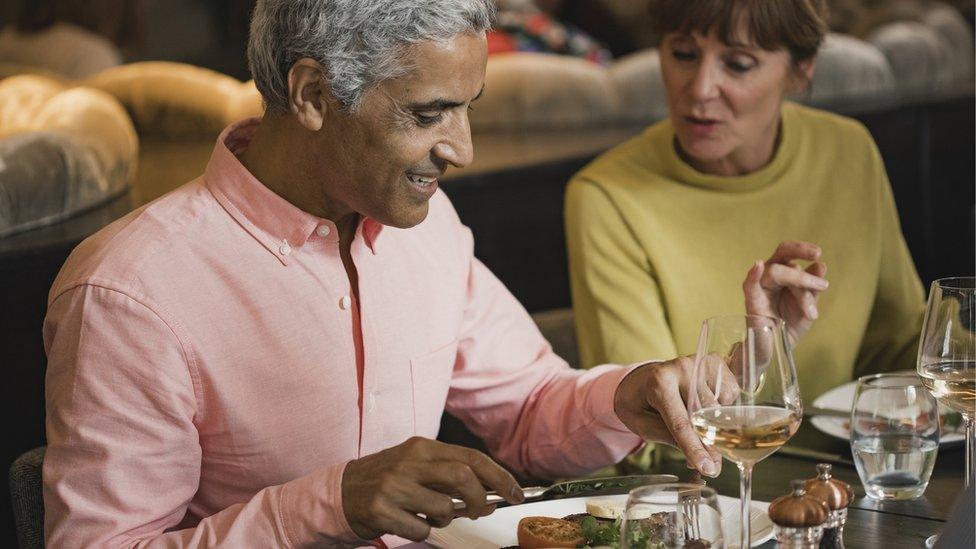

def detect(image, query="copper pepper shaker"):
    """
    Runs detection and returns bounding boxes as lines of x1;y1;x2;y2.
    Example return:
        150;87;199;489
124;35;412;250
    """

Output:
768;479;830;548
803;463;855;549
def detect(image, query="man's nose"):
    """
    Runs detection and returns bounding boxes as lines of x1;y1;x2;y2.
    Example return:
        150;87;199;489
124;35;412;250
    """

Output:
432;112;474;169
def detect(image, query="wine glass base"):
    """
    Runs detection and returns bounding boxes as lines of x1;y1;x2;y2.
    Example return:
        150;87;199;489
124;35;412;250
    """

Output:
924;534;938;548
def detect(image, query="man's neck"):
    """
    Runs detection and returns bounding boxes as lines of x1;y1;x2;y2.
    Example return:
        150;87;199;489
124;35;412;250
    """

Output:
237;115;358;245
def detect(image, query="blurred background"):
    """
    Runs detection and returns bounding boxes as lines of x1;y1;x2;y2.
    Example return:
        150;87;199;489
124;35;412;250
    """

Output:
0;1;973;546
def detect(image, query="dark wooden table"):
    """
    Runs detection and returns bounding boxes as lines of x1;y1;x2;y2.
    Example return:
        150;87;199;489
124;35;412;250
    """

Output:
652;422;969;548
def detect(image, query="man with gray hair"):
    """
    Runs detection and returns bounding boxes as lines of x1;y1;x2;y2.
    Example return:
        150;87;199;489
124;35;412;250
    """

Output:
42;0;815;546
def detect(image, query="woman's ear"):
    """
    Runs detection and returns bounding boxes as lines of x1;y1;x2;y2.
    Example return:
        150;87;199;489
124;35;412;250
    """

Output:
790;56;817;94
287;58;333;131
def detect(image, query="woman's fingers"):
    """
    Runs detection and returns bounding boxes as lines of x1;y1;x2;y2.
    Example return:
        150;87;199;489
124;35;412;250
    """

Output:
768;241;821;264
761;263;829;294
743;261;768;315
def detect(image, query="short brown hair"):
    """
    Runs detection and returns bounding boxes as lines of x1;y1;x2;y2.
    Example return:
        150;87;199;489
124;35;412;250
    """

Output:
649;0;830;64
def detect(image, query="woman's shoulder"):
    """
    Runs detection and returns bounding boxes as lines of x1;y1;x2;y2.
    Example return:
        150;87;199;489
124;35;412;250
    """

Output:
785;102;875;148
572;119;672;191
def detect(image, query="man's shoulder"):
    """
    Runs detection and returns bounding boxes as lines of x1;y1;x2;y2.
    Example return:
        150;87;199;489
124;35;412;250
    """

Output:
50;178;218;303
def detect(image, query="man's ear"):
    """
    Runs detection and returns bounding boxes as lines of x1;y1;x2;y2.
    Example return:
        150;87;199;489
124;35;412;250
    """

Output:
287;58;333;131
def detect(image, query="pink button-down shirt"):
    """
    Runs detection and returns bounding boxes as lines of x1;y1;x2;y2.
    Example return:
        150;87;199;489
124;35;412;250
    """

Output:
43;119;643;548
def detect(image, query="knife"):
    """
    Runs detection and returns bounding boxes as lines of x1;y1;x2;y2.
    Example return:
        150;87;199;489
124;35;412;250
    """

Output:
804;406;852;419
451;474;678;510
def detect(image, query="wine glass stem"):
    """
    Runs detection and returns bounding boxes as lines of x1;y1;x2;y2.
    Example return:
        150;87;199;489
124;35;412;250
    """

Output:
739;462;753;549
966;417;974;488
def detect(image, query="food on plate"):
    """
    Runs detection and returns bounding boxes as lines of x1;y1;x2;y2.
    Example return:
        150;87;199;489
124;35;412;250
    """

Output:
516;516;584;548
510;502;711;549
585;497;654;520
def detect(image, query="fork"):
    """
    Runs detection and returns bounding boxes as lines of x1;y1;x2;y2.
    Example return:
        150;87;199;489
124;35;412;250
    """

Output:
679;474;706;542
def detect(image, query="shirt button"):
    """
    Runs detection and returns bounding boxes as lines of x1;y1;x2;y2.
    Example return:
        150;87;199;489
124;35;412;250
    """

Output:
316;225;331;237
366;393;377;412
278;241;291;256
339;295;351;310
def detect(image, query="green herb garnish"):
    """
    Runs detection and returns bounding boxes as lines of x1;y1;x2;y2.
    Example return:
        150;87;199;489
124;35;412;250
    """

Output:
577;515;665;549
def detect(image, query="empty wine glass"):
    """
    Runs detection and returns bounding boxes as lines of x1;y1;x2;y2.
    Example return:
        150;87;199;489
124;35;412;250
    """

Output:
620;483;725;549
916;277;975;486
688;315;803;549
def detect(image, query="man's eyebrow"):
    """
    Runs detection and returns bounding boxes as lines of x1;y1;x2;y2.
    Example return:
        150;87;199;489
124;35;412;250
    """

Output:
406;85;485;111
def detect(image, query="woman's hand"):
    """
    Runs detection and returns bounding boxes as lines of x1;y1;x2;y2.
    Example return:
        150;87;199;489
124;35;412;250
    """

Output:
743;241;829;346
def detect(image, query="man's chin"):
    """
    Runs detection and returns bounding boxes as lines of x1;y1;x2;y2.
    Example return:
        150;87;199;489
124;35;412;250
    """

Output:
379;203;430;229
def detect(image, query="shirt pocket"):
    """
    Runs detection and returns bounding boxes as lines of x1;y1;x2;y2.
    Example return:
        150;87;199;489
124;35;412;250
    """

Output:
410;339;459;438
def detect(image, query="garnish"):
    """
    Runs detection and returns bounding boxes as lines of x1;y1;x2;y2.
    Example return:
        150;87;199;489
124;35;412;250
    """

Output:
577;515;666;549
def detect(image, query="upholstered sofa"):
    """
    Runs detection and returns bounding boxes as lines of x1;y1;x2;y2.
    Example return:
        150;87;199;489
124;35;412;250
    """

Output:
0;75;136;237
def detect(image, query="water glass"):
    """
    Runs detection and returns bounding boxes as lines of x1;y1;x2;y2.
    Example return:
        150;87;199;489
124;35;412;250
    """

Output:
620;483;725;549
850;373;940;500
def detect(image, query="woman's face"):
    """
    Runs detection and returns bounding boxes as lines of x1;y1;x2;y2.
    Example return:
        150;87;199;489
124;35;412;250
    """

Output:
660;24;811;176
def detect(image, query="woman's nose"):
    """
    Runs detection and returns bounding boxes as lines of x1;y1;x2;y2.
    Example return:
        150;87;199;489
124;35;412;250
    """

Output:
688;59;721;103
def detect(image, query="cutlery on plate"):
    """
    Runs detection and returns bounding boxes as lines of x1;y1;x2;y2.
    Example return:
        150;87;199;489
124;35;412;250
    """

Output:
804;406;852;419
451;474;678;510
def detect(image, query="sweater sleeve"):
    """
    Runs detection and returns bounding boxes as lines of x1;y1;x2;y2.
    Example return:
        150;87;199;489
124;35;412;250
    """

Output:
43;284;366;548
565;179;679;369
852;140;926;378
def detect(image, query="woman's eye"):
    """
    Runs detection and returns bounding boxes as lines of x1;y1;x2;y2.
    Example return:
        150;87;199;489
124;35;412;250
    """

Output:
415;112;443;126
726;57;756;74
671;49;697;61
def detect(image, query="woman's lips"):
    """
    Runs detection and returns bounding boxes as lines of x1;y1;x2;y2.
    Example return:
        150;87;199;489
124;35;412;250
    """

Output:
684;115;721;137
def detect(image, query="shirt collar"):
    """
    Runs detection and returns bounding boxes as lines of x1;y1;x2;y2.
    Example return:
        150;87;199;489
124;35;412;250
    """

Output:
204;118;385;264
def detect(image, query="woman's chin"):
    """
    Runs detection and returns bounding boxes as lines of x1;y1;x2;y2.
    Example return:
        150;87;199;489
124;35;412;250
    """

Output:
677;137;733;169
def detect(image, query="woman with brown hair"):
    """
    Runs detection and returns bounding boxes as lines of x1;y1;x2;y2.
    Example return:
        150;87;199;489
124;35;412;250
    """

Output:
566;0;924;459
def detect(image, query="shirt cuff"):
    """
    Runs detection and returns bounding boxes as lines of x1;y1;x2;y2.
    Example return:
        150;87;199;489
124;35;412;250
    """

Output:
278;460;372;547
588;361;658;435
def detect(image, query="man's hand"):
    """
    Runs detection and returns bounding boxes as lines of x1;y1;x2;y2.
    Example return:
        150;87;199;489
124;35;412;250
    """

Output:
744;241;829;346
614;357;739;477
342;437;525;541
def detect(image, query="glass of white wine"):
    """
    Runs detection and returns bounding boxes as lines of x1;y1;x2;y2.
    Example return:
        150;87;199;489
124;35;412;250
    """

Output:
688;315;802;549
917;277;975;486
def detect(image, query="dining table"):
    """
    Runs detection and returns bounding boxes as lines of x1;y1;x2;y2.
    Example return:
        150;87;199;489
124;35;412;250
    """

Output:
407;420;970;549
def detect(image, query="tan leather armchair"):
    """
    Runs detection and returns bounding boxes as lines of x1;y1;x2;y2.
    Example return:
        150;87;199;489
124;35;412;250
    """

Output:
0;75;137;237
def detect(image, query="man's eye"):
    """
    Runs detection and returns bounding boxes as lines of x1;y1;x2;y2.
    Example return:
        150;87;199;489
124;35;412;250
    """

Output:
671;49;697;61
415;112;443;126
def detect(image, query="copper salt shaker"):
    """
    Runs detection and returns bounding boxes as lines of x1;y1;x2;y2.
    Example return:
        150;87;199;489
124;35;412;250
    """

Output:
769;479;829;548
803;463;855;549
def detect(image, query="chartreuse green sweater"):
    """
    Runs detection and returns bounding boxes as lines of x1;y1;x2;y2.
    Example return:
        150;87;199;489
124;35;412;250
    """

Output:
566;102;925;404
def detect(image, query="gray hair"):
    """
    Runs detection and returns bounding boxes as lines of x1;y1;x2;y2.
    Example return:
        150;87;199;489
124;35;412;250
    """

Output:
247;0;495;114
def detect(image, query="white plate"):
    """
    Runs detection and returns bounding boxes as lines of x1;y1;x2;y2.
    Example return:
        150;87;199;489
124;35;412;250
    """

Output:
810;379;966;445
427;494;772;549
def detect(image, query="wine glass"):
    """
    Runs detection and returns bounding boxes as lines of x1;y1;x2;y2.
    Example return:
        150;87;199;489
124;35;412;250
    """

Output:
917;277;975;486
620;483;725;549
688;315;803;549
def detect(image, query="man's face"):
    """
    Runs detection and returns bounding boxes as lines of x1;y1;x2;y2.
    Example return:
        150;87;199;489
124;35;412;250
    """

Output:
318;32;488;228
